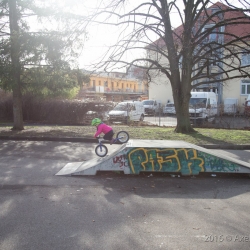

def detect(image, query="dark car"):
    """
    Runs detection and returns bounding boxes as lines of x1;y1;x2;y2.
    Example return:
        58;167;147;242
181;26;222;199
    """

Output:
83;103;114;125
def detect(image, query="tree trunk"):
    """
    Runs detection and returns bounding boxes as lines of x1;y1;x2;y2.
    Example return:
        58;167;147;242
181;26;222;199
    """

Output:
12;84;24;130
173;87;195;133
9;0;24;130
175;108;195;133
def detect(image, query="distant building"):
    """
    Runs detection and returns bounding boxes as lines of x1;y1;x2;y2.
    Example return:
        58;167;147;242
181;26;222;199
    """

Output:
146;2;250;112
79;71;148;102
127;65;147;80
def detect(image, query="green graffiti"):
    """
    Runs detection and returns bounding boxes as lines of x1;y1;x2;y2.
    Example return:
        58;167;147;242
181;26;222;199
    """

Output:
127;148;204;175
198;152;240;172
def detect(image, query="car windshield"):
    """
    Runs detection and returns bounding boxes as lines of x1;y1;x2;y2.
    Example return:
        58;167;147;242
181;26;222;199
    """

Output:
142;100;154;105
113;103;130;111
189;98;207;108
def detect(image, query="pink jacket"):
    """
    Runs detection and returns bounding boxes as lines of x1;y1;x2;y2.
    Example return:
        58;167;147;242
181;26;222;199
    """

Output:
94;123;113;138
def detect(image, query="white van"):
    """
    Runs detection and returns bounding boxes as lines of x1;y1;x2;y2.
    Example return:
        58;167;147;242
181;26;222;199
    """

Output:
142;99;162;115
108;101;145;123
189;92;217;123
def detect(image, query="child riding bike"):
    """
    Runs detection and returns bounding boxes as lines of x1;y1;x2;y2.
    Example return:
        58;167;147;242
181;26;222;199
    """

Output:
91;118;115;144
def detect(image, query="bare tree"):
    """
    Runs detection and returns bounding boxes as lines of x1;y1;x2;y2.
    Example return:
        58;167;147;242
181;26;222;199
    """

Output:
90;0;250;133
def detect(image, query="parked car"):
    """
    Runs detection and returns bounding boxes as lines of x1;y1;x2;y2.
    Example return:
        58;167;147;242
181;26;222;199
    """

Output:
163;102;176;115
83;103;114;125
108;101;145;124
142;99;162;115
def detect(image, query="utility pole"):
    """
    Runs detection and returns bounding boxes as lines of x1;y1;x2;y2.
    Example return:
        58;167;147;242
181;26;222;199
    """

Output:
217;25;225;107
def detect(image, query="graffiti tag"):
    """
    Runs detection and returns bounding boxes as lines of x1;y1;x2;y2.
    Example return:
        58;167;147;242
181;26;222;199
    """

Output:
113;154;128;169
127;148;205;175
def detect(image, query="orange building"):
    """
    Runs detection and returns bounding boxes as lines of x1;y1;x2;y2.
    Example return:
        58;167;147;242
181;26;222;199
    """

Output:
80;72;148;102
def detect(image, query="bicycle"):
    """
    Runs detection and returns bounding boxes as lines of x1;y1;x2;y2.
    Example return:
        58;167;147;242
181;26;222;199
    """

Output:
95;131;129;157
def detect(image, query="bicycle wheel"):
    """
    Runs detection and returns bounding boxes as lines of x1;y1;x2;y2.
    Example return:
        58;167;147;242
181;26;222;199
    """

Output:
95;144;108;157
116;131;129;143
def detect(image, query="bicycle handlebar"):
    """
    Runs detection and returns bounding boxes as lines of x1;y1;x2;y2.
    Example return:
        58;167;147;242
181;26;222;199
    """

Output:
96;137;105;142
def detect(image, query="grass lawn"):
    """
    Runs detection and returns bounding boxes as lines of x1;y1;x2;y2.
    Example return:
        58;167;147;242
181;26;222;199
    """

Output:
0;124;250;145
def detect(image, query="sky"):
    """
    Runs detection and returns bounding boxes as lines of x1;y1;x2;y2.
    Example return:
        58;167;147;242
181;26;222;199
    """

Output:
78;0;184;71
79;20;122;70
76;0;249;71
78;0;145;70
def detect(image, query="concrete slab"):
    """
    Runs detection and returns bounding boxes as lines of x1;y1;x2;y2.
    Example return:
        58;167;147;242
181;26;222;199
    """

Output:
56;140;250;176
55;162;84;176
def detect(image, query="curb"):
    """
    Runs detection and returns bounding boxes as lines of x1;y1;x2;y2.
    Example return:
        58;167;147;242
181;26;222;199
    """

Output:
0;136;250;149
198;144;250;150
0;136;96;143
0;136;123;144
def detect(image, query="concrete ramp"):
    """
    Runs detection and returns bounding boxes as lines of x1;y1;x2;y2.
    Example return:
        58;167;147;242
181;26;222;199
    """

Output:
56;144;128;176
56;140;250;176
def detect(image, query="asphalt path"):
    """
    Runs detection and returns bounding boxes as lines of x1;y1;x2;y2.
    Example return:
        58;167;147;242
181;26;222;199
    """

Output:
0;140;250;250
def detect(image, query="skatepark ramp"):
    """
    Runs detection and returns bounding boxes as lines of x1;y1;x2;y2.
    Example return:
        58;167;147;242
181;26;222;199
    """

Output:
56;140;250;176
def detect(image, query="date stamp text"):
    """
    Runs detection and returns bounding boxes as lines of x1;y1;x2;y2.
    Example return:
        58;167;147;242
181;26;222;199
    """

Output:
205;235;249;242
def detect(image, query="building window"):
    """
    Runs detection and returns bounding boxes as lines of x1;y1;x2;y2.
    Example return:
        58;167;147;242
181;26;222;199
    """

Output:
99;81;101;86
211;8;223;20
209;31;218;41
179;55;183;68
241;79;250;94
117;82;119;87
209;54;218;66
208;27;219;42
202;24;218;42
242;51;250;66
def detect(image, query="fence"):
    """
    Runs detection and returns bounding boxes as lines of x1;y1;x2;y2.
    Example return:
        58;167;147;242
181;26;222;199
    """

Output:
145;103;250;129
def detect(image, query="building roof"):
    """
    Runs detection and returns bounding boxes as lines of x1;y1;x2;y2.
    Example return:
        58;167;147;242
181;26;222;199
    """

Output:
204;2;250;42
147;1;250;49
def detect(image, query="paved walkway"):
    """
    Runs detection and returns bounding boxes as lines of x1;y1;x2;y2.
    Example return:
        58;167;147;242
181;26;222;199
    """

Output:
1;140;250;250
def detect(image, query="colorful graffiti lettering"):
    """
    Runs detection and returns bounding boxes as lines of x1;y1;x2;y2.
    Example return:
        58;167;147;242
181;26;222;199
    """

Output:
127;148;205;175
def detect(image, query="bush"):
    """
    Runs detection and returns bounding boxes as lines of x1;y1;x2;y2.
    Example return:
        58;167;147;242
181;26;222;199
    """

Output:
0;96;13;121
0;96;115;125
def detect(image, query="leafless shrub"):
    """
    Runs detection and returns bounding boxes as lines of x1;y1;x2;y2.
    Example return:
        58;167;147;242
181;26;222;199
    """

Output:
0;97;115;125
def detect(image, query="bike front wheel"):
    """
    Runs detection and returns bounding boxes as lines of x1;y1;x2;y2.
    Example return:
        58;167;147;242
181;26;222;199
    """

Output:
116;131;129;143
95;144;108;157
